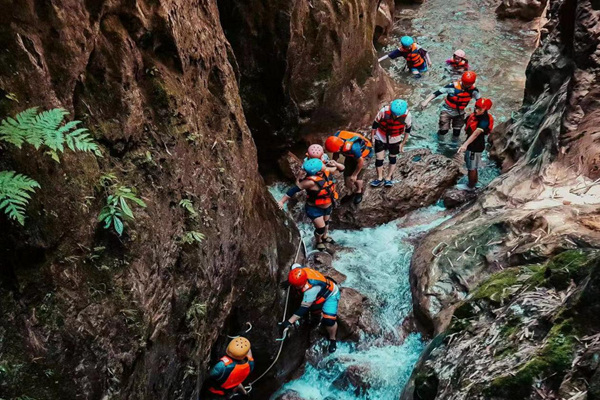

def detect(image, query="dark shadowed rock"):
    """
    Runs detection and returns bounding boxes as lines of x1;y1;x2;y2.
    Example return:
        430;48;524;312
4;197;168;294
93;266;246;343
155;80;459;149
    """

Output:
496;0;548;21
442;188;478;209
278;151;305;180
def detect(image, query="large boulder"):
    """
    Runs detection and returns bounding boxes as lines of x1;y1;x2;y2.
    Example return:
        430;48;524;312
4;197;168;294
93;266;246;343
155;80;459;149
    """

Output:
337;287;379;341
332;364;373;395
496;0;548;21
334;149;461;228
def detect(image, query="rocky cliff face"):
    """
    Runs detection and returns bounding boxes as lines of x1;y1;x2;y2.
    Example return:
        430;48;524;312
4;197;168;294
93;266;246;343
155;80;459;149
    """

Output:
405;0;600;397
0;1;306;398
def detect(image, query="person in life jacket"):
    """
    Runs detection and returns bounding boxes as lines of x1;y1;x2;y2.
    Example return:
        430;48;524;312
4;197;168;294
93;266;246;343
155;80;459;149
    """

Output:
204;337;254;399
457;98;494;190
279;264;341;353
420;71;481;141
379;36;432;78
325;131;373;205
369;99;412;188
278;158;344;251
445;49;470;77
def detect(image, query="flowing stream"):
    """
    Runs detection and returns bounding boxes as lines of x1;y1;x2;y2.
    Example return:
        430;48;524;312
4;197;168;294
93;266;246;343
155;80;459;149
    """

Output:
269;0;537;398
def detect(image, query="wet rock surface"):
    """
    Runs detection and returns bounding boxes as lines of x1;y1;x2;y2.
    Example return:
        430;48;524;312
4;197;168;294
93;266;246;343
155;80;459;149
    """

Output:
496;0;548;21
441;188;478;209
332;364;373;395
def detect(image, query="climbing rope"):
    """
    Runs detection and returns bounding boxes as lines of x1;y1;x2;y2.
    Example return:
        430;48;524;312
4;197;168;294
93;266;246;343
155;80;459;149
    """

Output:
244;235;307;393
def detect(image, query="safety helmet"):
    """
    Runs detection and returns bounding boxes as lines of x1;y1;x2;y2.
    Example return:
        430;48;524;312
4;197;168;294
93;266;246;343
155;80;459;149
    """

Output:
400;36;414;48
475;98;493;110
390;99;408;116
288;268;308;287
307;144;324;159
454;49;466;59
291;263;302;270
302;158;323;176
226;337;251;360
325;136;344;153
461;71;477;86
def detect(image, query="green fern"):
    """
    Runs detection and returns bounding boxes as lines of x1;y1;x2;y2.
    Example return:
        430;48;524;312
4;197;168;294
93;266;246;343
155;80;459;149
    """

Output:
0;171;40;225
179;199;198;217
180;231;205;245
98;186;147;236
0;107;102;158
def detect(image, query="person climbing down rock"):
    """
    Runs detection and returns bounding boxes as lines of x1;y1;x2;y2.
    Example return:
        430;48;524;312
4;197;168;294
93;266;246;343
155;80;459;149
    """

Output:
445;49;470;78
325;131;373;205
370;99;412;188
305;144;329;163
278;158;344;251
378;36;431;78
457;98;494;190
279;264;341;353
204;337;254;399
420;70;480;142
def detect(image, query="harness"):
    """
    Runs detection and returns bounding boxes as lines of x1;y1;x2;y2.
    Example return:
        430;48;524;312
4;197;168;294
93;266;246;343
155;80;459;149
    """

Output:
304;170;338;207
401;44;425;68
335;130;372;158
208;356;253;395
445;82;477;110
301;268;336;305
378;110;408;143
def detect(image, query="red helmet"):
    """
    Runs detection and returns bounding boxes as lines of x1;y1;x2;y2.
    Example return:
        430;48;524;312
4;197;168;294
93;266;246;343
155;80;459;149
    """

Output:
325;136;344;153
307;144;324;159
461;71;477;87
475;98;493;111
288;268;307;287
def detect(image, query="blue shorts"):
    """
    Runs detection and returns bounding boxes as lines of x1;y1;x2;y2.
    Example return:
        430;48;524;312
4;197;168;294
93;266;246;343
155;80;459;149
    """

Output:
410;64;428;74
310;287;340;319
305;204;332;220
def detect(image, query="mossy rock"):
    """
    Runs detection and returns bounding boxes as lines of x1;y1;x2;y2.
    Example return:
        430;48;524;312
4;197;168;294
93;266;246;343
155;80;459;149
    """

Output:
544;250;594;290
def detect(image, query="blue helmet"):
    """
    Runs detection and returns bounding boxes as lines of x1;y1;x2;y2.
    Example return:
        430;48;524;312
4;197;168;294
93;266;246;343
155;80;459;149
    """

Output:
390;99;408;116
400;36;414;48
303;158;324;176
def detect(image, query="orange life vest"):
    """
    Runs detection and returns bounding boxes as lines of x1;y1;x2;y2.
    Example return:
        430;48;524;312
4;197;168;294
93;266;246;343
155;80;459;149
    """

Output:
445;81;478;110
466;113;495;134
401;44;425;68
304;170;338;207
301;268;336;304
208;356;253;394
335;130;372;158
447;59;468;69
378;109;408;140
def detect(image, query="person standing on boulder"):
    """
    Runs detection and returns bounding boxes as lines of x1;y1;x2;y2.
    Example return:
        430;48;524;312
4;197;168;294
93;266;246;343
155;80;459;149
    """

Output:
324;131;373;205
370;99;412;188
378;36;431;78
278;158;344;251
457;98;494;190
204;337;254;398
279;263;341;353
421;71;480;142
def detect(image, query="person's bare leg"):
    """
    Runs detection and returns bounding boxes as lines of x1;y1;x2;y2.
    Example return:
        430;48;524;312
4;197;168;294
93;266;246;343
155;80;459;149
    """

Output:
356;178;364;194
323;215;330;238
326;322;337;340
468;170;478;188
376;151;385;180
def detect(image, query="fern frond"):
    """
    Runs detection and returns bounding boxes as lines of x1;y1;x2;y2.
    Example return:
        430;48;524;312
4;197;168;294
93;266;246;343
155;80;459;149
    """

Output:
30;108;67;150
66;128;100;154
0;170;40;225
0;108;38;148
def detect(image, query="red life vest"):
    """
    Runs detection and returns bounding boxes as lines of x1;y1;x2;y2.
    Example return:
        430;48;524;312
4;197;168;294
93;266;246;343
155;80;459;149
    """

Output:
466;113;495;134
335;130;372;158
401;44;425;68
378;109;408;140
445;82;477;110
304;170;338;207
447;59;468;69
208;356;253;395
301;268;336;305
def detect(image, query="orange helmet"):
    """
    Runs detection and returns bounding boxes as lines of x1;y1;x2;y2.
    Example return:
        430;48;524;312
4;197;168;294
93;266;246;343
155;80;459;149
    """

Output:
325;136;344;153
288;268;308;287
226;337;251;360
461;71;477;87
475;98;493;110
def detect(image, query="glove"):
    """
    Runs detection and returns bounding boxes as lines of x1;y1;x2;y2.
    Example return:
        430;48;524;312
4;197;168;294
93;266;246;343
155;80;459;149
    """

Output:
278;320;292;336
279;281;290;290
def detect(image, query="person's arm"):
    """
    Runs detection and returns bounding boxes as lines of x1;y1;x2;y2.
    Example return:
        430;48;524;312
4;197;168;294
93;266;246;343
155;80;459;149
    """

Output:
332;152;340;161
400;113;412;152
420;90;442;109
278;180;311;208
388;48;403;60
327;159;345;172
458;128;483;152
209;361;226;381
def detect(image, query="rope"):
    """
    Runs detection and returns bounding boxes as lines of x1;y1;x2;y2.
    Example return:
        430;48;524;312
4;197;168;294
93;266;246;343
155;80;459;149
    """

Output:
245;235;306;391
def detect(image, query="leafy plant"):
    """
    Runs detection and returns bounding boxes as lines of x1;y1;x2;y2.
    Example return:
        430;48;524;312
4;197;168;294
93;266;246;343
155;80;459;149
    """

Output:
180;231;205;245
98;186;147;236
179;199;197;217
0;108;101;225
186;301;207;330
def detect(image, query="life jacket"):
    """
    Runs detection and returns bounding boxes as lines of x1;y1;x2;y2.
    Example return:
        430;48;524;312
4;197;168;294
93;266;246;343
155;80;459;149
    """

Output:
445;81;478;110
335;130;372;158
401;44;425;68
304;170;338;207
208;356;253;395
466;112;495;135
300;268;336;305
377;109;408;140
447;58;468;69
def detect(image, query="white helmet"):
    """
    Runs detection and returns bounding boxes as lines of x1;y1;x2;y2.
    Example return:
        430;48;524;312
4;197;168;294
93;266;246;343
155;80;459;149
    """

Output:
291;263;302;270
454;49;466;58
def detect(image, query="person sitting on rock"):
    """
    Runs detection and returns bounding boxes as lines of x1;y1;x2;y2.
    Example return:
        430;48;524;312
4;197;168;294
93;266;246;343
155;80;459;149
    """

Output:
370;99;412;188
305;143;329;163
279;263;340;353
446;49;470;77
204;337;254;399
457;98;494;190
325;131;373;205
420;71;480;142
278;158;344;251
379;36;431;78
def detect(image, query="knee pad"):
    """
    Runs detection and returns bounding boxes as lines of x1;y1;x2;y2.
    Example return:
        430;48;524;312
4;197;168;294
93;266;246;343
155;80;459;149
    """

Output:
322;316;336;327
315;226;326;236
438;130;449;136
389;156;397;165
375;159;384;168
